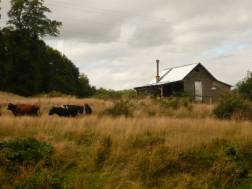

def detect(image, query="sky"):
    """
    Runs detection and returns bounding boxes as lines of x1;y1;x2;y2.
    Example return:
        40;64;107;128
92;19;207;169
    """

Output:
1;0;252;90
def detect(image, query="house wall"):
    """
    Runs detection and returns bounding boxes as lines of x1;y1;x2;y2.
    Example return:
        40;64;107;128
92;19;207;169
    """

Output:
135;86;160;97
183;65;230;102
162;82;184;96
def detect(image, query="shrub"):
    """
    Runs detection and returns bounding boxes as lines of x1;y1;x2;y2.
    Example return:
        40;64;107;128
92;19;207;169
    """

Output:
103;100;133;117
17;171;64;189
37;91;69;98
158;97;192;110
207;144;252;189
237;72;252;101
0;138;53;172
132;146;176;187
94;89;137;100
213;93;251;120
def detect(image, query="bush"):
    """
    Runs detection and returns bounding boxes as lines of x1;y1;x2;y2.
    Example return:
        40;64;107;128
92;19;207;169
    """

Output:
237;72;252;101
94;89;137;100
213;93;252;120
103;100;133;117
37;91;69;97
158;97;192;110
17;171;64;189
0;138;53;172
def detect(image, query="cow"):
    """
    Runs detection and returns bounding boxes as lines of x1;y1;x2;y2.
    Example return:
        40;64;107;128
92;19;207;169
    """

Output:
84;104;92;115
63;105;84;114
7;103;40;116
63;104;92;115
48;107;78;117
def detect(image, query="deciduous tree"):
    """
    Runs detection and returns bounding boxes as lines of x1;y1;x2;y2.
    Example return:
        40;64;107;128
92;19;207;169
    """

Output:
8;0;62;38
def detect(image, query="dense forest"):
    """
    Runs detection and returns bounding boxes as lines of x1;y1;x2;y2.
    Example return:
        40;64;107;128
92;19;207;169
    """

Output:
0;0;95;97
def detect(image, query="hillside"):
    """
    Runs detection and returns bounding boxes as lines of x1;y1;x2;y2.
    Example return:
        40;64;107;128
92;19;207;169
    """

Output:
0;92;252;189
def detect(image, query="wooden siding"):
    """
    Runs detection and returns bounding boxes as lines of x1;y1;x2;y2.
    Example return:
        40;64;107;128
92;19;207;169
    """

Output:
183;64;230;102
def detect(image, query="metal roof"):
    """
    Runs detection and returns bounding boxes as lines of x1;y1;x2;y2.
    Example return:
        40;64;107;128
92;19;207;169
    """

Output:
148;63;199;85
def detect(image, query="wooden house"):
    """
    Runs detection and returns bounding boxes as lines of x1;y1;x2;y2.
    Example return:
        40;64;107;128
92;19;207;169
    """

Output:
134;61;231;102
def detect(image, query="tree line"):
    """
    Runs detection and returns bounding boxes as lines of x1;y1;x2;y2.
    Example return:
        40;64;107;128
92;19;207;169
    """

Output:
0;0;95;97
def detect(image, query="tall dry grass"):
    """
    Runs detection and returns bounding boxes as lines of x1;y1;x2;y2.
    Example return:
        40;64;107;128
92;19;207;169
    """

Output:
0;91;250;152
0;115;251;151
0;92;252;188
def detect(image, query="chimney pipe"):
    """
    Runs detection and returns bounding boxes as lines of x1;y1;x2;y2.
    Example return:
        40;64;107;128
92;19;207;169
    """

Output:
156;59;160;83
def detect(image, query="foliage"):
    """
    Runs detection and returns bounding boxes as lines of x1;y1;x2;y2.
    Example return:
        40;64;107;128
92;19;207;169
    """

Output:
237;72;252;100
94;88;137;99
0;30;94;97
37;91;70;98
0;138;53;172
17;171;64;189
7;0;62;38
103;99;133;117
158;97;192;110
213;92;252;120
0;0;94;97
131;141;252;188
77;74;96;98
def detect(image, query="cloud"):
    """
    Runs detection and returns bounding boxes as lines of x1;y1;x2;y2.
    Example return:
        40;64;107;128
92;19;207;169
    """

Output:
1;0;252;89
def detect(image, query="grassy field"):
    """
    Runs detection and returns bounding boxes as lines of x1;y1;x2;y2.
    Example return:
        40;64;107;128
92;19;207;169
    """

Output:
0;92;252;189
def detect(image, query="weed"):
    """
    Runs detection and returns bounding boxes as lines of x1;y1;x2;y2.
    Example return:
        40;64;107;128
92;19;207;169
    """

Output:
17;171;64;189
103;100;133;117
0;138;53;172
213;93;252;120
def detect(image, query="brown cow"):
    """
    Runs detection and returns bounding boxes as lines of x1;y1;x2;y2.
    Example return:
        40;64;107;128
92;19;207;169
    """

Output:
7;103;40;116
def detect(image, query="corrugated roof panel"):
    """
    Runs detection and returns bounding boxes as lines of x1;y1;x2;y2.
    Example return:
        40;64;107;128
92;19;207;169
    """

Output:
160;63;198;83
148;69;170;84
149;63;198;85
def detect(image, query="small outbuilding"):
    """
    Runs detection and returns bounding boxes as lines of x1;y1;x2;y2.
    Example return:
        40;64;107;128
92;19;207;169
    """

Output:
134;61;231;102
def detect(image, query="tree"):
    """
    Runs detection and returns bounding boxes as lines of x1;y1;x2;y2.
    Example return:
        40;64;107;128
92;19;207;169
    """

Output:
0;29;95;97
77;74;96;97
7;0;62;38
237;71;252;100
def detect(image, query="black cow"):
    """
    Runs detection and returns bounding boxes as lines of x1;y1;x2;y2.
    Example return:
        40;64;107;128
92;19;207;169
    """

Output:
48;107;78;117
84;104;92;115
63;105;84;114
63;104;92;115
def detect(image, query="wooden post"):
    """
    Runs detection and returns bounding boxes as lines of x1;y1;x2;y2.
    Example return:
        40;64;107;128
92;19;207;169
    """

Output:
160;86;164;98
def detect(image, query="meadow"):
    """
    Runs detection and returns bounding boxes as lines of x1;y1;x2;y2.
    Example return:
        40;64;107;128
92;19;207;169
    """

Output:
0;92;252;189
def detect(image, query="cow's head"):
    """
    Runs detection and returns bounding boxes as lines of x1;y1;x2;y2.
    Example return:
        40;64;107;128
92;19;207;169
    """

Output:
7;103;16;111
48;107;57;115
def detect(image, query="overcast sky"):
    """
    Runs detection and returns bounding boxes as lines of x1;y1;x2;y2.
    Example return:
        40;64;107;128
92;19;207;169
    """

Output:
1;0;252;89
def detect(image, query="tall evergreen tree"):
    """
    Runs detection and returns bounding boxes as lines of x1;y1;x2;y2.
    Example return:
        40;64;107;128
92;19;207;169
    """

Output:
7;0;62;38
